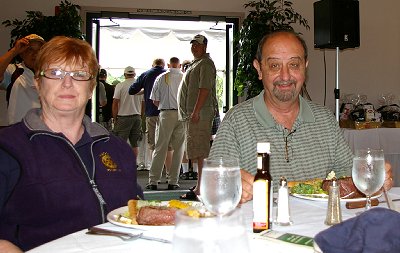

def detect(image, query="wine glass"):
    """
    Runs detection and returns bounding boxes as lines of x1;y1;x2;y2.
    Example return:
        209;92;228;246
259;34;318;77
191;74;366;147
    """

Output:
199;157;242;216
352;149;385;211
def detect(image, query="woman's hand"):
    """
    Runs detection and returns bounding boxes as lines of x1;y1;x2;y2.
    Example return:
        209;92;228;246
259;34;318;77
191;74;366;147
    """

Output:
240;169;254;204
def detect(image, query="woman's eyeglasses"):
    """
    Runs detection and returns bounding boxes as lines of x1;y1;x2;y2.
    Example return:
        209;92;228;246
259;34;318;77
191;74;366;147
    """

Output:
40;68;93;81
283;129;296;163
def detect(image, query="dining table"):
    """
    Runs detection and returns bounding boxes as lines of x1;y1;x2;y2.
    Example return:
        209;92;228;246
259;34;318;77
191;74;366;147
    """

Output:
27;188;400;253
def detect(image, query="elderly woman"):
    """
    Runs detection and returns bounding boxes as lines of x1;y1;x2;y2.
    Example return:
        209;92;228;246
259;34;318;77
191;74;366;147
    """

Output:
0;36;143;252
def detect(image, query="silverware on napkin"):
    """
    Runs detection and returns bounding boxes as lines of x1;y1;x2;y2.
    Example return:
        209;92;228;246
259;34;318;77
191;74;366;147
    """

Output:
87;226;171;243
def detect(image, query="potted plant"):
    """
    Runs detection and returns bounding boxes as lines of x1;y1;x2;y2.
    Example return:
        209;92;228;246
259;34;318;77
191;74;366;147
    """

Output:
2;0;83;49
234;0;310;99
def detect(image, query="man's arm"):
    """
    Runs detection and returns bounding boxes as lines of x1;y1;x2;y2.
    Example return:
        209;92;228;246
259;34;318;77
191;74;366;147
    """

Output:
191;88;210;123
98;82;107;107
128;75;143;95
0;38;29;83
112;99;120;122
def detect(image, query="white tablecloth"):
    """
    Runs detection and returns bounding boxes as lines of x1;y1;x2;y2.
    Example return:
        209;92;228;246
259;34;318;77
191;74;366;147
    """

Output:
343;128;400;186
28;188;400;253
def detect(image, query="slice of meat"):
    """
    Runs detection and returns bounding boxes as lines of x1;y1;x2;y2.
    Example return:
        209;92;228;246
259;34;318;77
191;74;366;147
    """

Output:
136;206;177;225
322;177;365;199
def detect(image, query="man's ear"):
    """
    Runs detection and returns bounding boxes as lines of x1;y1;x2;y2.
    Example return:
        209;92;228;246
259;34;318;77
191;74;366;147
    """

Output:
253;59;262;80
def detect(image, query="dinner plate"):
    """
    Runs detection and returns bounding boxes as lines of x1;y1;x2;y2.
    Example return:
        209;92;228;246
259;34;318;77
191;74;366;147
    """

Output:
291;193;381;202
107;201;200;230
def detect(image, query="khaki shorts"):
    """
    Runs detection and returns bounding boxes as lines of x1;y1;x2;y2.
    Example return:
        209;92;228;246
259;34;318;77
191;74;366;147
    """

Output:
185;118;213;159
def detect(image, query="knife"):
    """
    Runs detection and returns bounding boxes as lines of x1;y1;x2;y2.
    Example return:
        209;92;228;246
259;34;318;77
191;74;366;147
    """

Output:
382;189;396;211
88;227;171;243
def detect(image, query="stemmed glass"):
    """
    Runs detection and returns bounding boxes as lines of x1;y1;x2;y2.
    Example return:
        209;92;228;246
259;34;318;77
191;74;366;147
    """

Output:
199;157;242;216
352;149;385;211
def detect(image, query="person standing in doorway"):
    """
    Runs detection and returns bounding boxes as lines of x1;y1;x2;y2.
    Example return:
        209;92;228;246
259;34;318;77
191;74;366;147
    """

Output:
129;59;173;174
99;69;114;131
112;66;143;158
147;57;185;190
178;34;217;200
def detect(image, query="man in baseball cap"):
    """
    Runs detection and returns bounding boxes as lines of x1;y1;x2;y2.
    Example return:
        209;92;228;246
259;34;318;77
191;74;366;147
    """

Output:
190;34;208;45
0;33;45;124
124;66;135;75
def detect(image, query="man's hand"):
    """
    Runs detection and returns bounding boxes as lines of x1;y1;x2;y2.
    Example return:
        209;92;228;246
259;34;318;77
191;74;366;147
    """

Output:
384;162;393;191
240;169;254;204
12;37;30;55
190;111;200;123
0;240;23;253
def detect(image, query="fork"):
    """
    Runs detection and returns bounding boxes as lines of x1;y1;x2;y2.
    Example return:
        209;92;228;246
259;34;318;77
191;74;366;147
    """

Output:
87;227;142;241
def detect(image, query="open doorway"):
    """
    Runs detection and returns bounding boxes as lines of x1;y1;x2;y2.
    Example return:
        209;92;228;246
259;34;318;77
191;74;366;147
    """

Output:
85;12;239;120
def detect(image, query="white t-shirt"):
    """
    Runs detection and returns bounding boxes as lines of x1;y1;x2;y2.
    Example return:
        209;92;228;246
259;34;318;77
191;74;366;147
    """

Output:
113;77;142;116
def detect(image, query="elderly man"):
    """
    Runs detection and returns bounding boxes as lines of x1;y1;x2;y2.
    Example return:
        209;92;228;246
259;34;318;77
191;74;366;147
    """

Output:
178;34;217;199
209;30;393;203
0;34;45;125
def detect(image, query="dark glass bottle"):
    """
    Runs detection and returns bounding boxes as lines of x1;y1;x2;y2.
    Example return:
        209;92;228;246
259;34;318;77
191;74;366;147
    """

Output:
253;142;273;233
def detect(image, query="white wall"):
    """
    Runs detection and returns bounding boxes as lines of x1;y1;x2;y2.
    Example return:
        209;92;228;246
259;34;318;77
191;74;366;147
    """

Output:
1;0;399;125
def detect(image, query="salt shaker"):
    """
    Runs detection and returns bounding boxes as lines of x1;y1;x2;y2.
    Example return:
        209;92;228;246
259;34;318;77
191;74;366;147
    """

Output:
274;177;293;226
325;177;342;225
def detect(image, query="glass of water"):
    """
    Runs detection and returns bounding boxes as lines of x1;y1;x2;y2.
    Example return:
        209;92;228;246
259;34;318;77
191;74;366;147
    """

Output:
172;208;250;253
352;149;385;211
200;157;242;216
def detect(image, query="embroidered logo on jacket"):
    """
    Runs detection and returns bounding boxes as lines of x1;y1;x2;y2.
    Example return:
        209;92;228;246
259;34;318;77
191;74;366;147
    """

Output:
100;152;118;172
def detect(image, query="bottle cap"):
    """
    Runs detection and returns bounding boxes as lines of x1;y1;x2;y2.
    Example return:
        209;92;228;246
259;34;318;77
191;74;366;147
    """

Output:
257;142;270;154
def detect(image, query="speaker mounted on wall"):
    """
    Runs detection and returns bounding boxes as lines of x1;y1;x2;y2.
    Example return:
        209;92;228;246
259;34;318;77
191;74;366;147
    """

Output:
314;0;360;49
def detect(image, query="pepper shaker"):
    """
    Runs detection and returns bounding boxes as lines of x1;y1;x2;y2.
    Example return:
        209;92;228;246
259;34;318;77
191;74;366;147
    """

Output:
274;177;293;226
325;177;342;225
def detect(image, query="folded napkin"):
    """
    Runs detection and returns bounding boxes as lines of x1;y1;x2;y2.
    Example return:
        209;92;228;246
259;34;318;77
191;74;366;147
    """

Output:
314;208;400;253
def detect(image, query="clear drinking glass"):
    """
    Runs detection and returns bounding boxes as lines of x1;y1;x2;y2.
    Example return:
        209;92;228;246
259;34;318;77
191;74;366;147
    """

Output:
352;149;385;211
199;157;242;216
172;208;250;253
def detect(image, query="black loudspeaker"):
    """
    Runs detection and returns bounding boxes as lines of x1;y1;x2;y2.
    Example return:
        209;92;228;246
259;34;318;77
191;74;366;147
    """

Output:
314;0;360;49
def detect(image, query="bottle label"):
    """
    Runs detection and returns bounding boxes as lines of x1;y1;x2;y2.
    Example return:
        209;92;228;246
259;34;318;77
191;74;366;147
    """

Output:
253;179;271;230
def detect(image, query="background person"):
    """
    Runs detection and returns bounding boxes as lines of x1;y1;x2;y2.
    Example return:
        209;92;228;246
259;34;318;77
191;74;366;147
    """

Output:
209;30;393;204
178;34;217;200
147;57;185;190
0;36;143;252
0;34;45;125
98;69;115;131
112;66;143;158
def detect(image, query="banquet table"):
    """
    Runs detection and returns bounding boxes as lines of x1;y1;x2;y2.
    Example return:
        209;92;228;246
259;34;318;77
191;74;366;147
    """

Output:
342;128;400;186
27;188;400;253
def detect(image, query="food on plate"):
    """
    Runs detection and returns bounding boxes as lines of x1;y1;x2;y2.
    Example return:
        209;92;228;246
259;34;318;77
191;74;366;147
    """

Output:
119;199;194;226
288;178;327;195
136;206;177;225
288;170;379;199
321;176;365;199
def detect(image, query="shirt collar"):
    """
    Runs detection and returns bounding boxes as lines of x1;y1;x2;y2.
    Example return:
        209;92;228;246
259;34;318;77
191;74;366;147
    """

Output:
23;108;110;138
253;90;315;129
